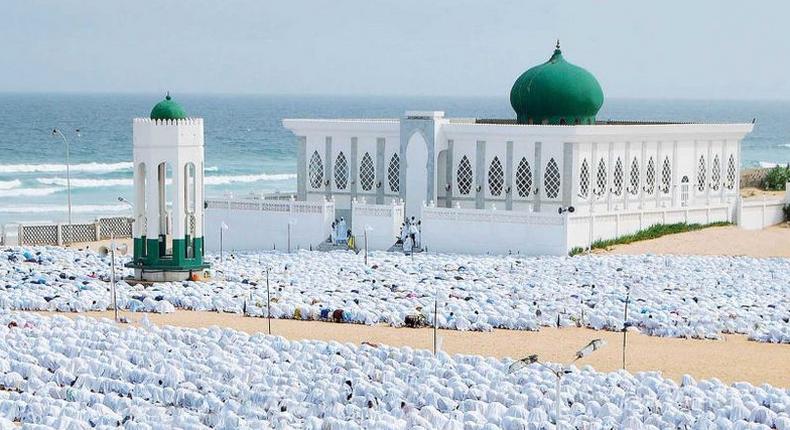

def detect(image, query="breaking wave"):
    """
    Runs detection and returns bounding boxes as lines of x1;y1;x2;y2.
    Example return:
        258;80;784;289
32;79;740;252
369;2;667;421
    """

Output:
0;162;133;174
0;179;21;190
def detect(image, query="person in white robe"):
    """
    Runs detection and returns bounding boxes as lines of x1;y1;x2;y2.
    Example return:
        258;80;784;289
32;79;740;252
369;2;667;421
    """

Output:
338;218;348;243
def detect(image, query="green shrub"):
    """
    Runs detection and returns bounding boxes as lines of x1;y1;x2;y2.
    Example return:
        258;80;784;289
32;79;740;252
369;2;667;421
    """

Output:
763;164;790;191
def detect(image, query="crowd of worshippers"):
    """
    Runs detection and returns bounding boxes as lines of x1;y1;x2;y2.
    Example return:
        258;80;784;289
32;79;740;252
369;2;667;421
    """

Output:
398;216;421;253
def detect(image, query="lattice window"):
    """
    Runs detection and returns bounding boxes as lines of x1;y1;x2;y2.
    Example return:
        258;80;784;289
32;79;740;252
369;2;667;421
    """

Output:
457;155;473;195
696;156;706;192
309;151;323;189
544;158;561;199
661;156;671;194
515;157;533;198
711;155;721;191
334;152;348;190
595;158;607;197
612;157;624;196
578;159;590;199
488;156;504;196
629;157;639;195
388;153;400;193
644;157;656;195
360;152;375;191
725;154;736;190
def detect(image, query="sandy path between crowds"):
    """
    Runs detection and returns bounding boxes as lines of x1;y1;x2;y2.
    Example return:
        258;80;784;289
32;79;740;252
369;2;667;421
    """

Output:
30;310;790;387
601;224;790;257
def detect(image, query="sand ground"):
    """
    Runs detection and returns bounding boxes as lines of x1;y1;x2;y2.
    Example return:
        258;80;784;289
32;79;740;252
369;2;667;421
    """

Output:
601;224;790;257
30;310;790;387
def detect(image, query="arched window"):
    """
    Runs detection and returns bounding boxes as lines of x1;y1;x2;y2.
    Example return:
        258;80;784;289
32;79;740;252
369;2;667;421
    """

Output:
487;156;504;196
578;159;590;199
387;153;400;193
711;155;721;190
661;156;671;194
544;158;561;199
644;157;656;195
612;157;624;196
696;155;706;192
456;155;473;195
309;151;323;189
515;157;533;198
360;152;375;191
595;158;607;197
725;154;736;190
629;157;639;195
334;151;348;190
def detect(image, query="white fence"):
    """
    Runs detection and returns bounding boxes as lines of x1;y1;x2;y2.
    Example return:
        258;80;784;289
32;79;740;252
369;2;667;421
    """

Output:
204;197;335;252
736;188;790;230
351;199;404;251
567;204;732;250
421;204;568;255
1;217;134;246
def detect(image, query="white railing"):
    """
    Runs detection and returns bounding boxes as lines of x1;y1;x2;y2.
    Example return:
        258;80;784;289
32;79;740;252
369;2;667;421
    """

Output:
4;217;134;246
421;204;564;226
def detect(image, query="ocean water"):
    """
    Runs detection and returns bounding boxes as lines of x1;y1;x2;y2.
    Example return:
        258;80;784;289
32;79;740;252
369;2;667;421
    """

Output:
0;94;788;226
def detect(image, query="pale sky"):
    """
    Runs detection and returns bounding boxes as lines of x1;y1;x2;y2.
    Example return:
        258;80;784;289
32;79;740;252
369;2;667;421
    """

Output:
2;0;788;99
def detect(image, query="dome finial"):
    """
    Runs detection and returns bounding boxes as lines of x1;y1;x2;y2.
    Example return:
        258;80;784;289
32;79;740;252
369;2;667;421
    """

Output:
556;39;560;50
165;91;171;101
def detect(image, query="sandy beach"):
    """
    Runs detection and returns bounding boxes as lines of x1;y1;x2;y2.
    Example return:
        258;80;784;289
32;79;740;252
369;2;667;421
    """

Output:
31;309;790;387
602;224;790;257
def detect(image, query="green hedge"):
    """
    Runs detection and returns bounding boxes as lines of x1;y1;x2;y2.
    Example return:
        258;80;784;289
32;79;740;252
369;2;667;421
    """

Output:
569;221;731;256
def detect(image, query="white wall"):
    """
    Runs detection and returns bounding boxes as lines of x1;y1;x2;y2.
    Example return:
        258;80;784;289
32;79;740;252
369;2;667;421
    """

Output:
204;198;334;252
351;199;404;250
737;187;790;230
566;204;732;249
421;204;568;255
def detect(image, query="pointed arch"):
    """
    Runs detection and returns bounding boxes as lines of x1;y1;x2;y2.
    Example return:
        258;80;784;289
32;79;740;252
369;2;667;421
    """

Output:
387;153;400;193
629;157;639;195
612;157;624;196
359;152;375;191
578;158;590;199
334;151;348;190
456;155;473;195
515;157;533;198
309;151;323;189
487;156;504;196
544;158;560;199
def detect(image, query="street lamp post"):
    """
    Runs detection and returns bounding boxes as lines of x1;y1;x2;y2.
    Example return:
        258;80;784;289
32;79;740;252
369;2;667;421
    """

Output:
363;225;373;266
509;339;606;428
52;128;79;245
220;221;229;261
287;219;297;253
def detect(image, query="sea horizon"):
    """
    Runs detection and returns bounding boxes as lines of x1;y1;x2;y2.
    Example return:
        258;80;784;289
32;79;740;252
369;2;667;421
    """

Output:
1;93;788;226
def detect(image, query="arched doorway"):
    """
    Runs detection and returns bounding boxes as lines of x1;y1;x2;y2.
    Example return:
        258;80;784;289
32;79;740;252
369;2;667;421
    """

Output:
405;132;428;219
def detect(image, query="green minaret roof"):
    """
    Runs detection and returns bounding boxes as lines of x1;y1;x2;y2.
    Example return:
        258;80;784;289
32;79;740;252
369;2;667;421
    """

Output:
150;93;188;120
510;41;604;125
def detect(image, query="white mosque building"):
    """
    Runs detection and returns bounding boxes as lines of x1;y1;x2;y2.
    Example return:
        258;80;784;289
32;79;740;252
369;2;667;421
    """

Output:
201;43;756;255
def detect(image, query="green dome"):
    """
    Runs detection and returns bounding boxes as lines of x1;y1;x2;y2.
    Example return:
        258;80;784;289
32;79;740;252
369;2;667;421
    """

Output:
150;93;187;120
510;43;603;125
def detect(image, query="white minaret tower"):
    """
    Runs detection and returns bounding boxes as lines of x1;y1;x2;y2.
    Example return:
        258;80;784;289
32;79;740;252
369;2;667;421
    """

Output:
127;93;209;282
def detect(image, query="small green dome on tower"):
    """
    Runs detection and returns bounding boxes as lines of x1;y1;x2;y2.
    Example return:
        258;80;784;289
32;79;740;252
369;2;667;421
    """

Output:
510;42;603;125
150;93;188;120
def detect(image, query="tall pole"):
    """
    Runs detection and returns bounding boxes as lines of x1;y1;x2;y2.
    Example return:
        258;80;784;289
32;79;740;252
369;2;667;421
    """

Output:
622;289;630;370
287;223;291;253
219;226;223;262
266;268;271;335
53;129;74;245
555;371;561;427
433;292;438;355
110;232;118;322
364;229;368;266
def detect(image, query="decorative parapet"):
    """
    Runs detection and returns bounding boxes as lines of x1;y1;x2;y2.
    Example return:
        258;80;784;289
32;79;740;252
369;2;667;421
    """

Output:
421;204;564;225
205;197;334;215
133;117;204;126
12;217;133;246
